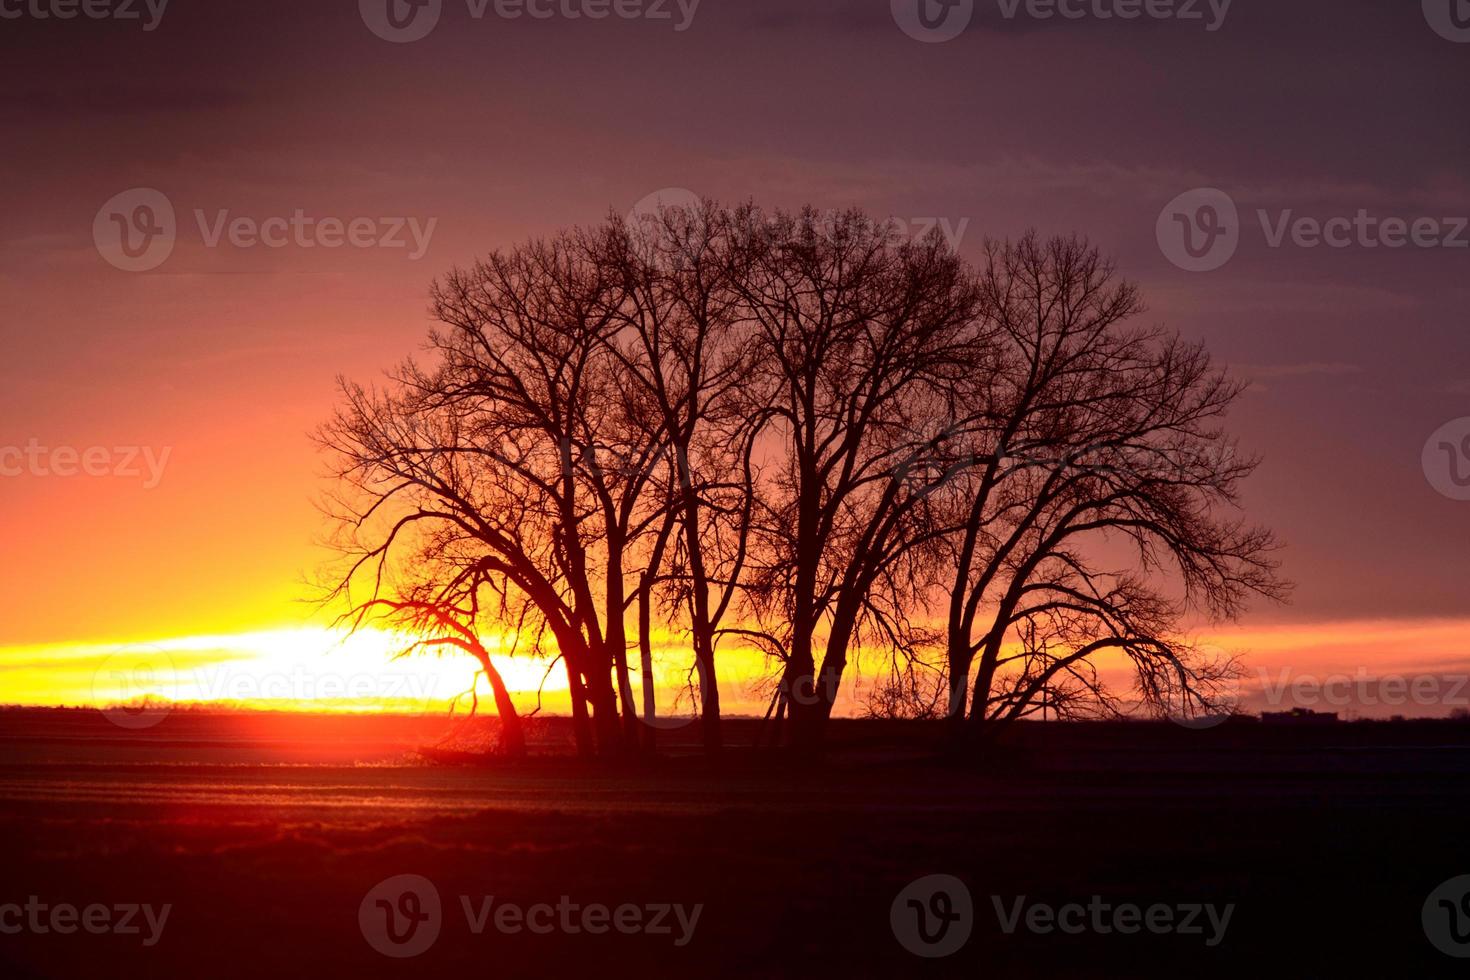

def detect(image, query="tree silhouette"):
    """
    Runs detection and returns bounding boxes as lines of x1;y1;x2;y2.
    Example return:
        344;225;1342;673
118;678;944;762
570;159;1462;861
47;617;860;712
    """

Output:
318;203;1286;757
727;206;985;750
935;234;1287;733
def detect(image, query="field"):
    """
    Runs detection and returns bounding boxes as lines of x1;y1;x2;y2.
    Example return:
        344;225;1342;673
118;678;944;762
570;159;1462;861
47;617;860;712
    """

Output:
1;708;1467;977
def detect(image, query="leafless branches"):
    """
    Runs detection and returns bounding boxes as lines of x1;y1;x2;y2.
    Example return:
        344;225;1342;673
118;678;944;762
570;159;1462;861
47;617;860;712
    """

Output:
315;205;1287;757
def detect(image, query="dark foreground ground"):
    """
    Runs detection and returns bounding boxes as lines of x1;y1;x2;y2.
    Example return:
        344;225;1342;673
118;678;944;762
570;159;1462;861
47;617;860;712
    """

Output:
1;708;1468;977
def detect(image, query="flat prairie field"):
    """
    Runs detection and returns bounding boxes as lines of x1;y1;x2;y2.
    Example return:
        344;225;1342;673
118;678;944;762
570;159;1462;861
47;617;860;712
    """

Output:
0;709;1466;977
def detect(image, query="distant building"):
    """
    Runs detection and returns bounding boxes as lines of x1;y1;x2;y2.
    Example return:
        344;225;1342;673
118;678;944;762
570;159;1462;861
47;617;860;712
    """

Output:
1260;707;1339;724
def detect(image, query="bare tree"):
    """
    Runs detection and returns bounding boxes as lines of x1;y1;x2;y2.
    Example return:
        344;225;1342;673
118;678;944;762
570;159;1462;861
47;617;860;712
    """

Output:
424;236;693;754
588;203;758;752
730;206;984;750
318;208;1285;762
321;233;675;756
317;384;543;755
936;234;1288;737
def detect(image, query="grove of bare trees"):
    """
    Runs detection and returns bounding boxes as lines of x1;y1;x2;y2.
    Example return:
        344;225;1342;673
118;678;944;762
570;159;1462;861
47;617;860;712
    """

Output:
318;201;1286;757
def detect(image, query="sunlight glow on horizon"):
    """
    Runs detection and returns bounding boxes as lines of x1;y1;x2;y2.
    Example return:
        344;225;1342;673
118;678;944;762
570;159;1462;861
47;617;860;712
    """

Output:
2;617;1468;720
1;625;758;717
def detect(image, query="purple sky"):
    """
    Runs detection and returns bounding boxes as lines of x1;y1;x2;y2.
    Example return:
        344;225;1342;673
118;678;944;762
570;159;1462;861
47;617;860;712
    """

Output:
1;0;1466;656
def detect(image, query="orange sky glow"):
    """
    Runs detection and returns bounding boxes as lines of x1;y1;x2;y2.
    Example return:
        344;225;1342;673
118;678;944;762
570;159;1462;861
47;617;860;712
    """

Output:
8;617;1470;721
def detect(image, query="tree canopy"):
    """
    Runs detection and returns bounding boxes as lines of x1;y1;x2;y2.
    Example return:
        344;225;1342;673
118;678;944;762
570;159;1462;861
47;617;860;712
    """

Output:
318;202;1287;757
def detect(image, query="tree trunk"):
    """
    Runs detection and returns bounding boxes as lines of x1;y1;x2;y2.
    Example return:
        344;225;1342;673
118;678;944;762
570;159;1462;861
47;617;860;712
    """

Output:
604;541;641;747
693;636;721;754
583;664;624;756
565;659;593;759
676;446;723;755
637;507;678;754
475;652;526;757
638;571;658;754
785;478;821;751
610;639;640;746
945;633;974;745
782;628;820;752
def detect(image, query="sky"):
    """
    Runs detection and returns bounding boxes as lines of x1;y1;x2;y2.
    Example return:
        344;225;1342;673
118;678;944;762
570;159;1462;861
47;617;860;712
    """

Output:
0;0;1467;717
